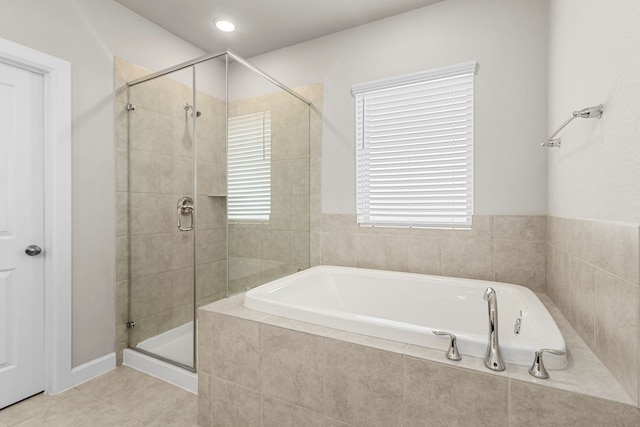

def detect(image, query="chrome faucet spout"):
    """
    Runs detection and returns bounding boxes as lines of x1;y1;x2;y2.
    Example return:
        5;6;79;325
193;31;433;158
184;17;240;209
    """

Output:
483;287;505;371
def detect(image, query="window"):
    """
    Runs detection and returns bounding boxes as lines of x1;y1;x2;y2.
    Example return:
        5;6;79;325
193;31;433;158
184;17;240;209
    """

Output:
227;111;271;221
353;61;476;229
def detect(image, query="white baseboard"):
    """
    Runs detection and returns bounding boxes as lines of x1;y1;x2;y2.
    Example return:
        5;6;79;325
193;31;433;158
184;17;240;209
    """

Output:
123;349;197;394
69;352;116;389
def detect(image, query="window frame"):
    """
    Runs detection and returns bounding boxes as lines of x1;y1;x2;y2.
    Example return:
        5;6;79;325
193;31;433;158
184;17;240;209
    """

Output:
353;61;476;229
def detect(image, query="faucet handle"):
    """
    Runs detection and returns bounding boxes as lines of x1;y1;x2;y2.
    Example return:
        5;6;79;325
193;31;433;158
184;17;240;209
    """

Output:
432;330;462;361
528;348;566;379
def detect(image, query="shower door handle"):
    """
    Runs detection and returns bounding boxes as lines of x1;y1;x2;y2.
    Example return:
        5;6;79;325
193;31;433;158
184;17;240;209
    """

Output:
177;196;194;231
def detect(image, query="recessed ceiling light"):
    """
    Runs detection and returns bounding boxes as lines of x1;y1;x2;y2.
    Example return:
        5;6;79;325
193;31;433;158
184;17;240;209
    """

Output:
214;18;235;32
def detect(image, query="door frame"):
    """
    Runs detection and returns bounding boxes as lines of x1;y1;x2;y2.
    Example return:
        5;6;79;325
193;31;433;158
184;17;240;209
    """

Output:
0;37;72;394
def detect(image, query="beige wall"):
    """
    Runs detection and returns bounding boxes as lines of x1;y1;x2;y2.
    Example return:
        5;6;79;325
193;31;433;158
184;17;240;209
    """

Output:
243;0;549;216
548;0;640;224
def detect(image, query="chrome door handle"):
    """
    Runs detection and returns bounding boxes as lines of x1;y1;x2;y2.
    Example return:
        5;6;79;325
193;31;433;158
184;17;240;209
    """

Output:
177;196;194;231
25;245;42;256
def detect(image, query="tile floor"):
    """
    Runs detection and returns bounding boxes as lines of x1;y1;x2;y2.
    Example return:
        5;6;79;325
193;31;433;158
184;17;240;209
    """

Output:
0;367;198;427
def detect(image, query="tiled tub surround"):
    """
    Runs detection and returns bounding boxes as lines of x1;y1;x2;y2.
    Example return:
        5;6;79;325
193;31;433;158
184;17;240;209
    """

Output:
312;215;547;294
312;214;640;406
546;216;640;404
197;294;638;426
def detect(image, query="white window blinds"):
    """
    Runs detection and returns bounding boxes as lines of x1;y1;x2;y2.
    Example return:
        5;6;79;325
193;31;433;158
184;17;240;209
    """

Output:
353;61;476;229
227;111;271;221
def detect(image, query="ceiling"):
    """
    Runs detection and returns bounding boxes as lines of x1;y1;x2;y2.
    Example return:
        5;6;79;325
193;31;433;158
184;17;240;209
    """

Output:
114;0;444;58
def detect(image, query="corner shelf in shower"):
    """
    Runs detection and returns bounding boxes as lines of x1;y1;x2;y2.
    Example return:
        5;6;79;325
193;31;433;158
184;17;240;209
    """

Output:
206;194;227;197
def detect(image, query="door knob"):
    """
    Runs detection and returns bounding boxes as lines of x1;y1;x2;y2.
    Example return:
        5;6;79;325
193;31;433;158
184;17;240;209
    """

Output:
25;245;42;256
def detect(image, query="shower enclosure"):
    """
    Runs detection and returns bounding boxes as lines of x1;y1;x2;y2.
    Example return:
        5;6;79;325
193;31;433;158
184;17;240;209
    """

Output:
123;51;311;372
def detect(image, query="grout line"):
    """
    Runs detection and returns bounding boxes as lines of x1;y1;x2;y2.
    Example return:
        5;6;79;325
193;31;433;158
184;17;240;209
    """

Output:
439;236;442;275
507;379;512;425
401;354;407;427
322;335;327;419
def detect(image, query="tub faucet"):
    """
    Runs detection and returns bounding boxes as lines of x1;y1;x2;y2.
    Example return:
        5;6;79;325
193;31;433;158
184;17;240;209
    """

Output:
483;287;505;371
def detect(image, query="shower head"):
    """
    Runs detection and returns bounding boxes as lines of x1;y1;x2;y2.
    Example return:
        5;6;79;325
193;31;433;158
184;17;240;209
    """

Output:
542;104;604;148
573;104;603;119
183;102;202;117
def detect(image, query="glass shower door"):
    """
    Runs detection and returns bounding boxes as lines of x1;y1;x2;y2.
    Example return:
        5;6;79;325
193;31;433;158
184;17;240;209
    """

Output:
193;57;229;322
127;67;196;370
123;51;311;373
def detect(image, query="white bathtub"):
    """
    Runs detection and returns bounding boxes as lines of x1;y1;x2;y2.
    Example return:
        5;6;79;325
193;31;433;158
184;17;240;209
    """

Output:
244;266;567;369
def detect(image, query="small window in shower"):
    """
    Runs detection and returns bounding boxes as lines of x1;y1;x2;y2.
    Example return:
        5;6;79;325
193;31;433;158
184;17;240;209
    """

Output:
228;111;271;222
353;61;476;229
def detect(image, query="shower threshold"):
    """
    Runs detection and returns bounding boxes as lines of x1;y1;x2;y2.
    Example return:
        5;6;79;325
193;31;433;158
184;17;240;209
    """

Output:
123;321;197;394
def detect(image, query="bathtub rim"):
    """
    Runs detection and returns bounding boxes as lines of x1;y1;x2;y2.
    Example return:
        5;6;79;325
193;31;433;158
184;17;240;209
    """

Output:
244;265;567;368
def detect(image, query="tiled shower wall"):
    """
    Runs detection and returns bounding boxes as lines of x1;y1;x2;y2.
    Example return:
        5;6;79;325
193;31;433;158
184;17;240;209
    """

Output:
226;85;323;294
193;90;228;312
114;56;323;363
311;215;547;293
546;217;640;403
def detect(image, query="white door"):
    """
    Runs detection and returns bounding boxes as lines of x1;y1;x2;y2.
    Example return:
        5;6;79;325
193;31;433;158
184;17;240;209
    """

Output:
0;61;45;409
